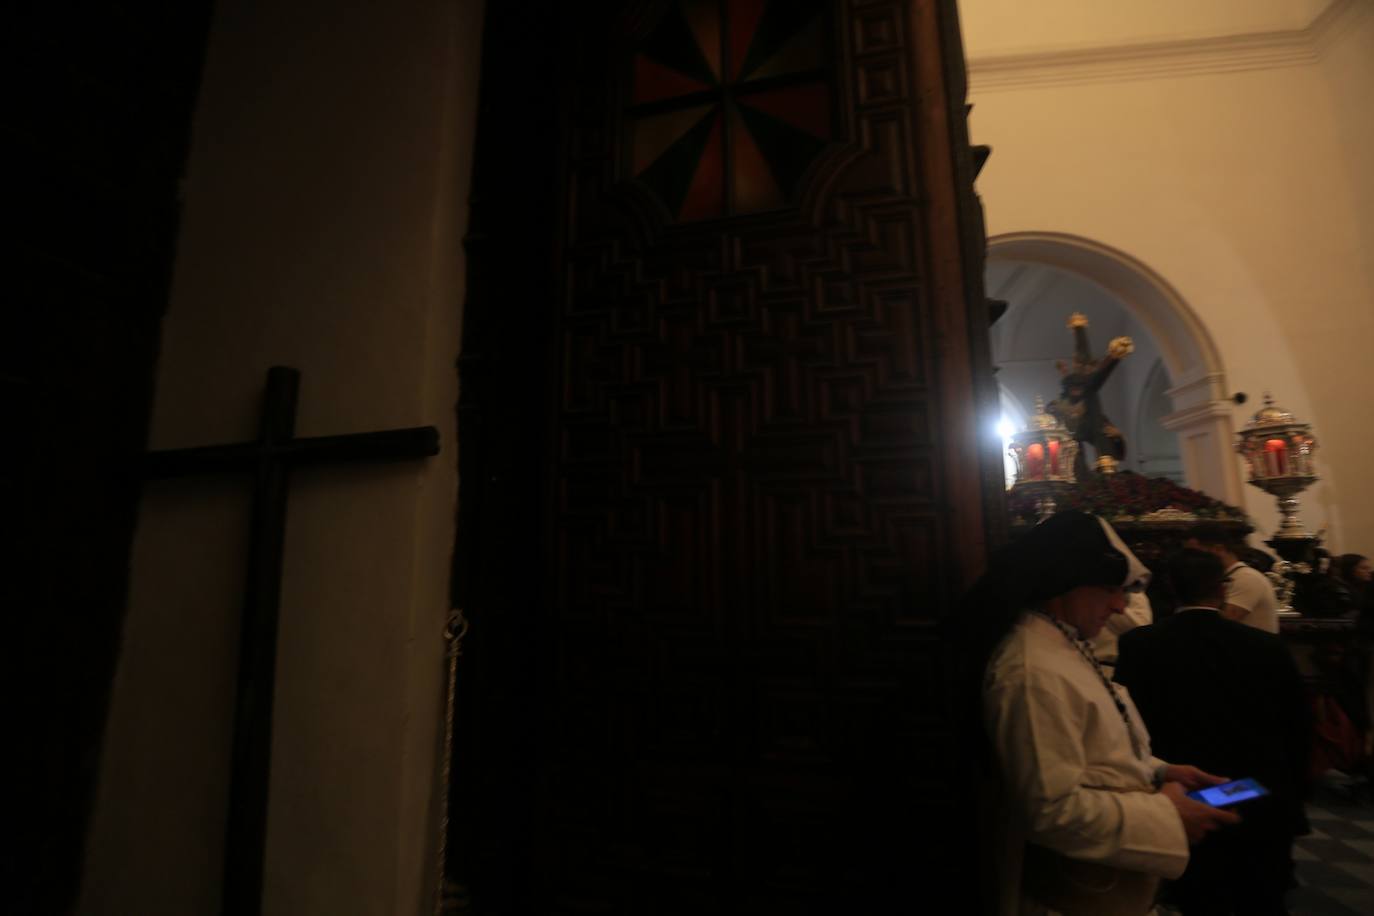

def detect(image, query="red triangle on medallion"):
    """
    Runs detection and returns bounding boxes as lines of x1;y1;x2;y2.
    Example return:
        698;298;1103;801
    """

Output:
678;113;725;221
631;104;715;176
633;53;711;105
737;83;830;139
682;0;722;80
728;0;768;81
730;106;784;213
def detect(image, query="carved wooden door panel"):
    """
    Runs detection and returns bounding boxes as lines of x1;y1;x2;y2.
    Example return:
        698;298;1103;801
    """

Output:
451;1;995;912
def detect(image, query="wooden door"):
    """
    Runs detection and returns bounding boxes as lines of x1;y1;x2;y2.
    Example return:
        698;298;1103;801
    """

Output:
450;1;999;911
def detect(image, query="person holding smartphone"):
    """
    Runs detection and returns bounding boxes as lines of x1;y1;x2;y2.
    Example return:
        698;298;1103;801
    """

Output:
952;511;1240;915
1115;548;1311;914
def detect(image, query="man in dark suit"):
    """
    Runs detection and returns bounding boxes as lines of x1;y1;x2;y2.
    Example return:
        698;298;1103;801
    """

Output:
1115;548;1311;915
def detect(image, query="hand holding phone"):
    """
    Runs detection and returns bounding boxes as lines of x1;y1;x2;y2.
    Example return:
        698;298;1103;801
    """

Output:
1186;778;1269;808
1162;782;1243;842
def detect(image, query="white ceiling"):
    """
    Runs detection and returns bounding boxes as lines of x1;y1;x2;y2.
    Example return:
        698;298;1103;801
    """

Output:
959;0;1335;59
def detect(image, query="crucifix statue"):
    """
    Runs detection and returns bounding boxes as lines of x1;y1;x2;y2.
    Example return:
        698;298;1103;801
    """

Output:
1045;312;1134;478
142;366;440;916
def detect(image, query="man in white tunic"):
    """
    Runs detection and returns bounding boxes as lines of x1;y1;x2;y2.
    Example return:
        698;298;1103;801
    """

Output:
962;512;1240;915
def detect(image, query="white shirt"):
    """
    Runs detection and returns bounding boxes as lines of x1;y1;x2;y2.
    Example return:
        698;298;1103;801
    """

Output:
1225;562;1280;633
983;612;1190;915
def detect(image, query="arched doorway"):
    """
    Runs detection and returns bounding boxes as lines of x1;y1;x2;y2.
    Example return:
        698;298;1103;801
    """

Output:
986;232;1244;505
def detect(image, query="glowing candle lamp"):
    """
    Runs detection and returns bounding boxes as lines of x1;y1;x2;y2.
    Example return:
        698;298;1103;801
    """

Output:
1265;438;1288;477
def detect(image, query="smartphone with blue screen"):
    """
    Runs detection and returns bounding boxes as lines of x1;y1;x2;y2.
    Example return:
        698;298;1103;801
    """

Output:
1187;778;1269;807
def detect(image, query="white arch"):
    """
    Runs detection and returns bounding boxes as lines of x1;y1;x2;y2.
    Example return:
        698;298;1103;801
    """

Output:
986;231;1245;505
988;231;1224;395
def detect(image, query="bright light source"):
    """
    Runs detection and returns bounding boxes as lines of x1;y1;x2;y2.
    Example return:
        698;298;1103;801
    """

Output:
995;417;1016;441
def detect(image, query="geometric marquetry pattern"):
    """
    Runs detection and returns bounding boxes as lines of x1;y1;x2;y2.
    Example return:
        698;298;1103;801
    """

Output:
542;0;978;908
627;0;834;221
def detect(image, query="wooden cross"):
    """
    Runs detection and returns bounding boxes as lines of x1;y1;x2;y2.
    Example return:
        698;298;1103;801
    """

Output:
142;366;441;916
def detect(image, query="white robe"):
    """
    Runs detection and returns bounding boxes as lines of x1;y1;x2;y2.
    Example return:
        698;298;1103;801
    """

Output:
1090;590;1153;665
983;611;1190;915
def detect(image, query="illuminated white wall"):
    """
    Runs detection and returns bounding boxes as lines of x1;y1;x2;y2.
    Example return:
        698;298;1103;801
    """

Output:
961;0;1374;552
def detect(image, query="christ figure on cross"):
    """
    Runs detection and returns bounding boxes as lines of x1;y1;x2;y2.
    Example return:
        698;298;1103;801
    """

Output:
1046;312;1134;479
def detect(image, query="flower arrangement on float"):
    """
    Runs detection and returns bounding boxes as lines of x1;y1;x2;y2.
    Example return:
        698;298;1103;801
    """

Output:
1005;469;1250;527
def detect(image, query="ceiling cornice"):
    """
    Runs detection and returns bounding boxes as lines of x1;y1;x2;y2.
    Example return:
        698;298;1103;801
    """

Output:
967;0;1363;93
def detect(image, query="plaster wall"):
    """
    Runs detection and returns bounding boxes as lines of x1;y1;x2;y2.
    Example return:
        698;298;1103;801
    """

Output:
80;1;484;913
961;0;1374;552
